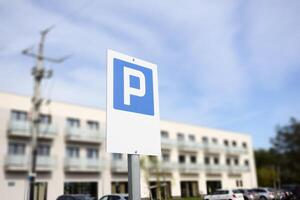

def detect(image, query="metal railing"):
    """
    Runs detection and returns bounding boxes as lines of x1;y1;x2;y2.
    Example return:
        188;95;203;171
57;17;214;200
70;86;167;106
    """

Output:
111;159;128;172
178;163;203;173
64;157;103;171
5;154;55;170
65;126;104;143
8;119;57;138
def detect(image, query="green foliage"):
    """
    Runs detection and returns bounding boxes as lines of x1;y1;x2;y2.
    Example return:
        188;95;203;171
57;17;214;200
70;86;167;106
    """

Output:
271;117;300;184
255;117;300;186
257;166;277;187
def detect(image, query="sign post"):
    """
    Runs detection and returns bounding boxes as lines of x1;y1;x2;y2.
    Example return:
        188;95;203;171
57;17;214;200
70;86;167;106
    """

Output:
106;50;160;200
128;154;140;200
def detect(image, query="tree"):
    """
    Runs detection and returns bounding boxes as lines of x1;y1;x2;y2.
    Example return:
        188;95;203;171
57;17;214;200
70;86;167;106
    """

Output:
271;117;300;184
255;149;279;187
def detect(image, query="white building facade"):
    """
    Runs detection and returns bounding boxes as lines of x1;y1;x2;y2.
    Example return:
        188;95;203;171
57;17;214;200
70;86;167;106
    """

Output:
0;92;257;200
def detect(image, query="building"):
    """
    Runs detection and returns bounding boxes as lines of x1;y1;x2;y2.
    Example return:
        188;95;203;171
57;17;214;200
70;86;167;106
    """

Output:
0;92;257;200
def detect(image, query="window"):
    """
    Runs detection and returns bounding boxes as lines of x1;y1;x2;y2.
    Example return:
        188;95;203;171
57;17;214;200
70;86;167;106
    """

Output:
37;144;50;156
87;148;99;159
204;156;210;165
242;142;247;149
162;153;170;162
234;158;239;165
87;120;99;130
66;147;79;158
244;160;249;166
212;138;218;144
188;134;195;142
202;136;208;144
40;114;51;124
161;131;169;138
190;155;197;163
67;118;80;127
112;153;122;160
226;157;231;166
236;180;243;187
236;180;239;187
177;133;184;141
11;110;27;121
179;155;185;163
213;157;219;165
8;142;25;155
232;141;237;147
224;140;229;146
110;196;121;200
239;180;243;187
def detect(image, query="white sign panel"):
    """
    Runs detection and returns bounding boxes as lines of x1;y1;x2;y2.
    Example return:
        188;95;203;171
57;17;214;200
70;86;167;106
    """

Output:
106;49;160;155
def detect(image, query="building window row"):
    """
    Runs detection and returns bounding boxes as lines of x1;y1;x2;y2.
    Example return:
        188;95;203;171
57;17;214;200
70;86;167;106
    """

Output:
160;130;248;149
10;110;101;130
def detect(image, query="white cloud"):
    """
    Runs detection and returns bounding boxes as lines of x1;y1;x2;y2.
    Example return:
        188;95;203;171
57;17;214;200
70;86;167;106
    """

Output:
0;0;300;148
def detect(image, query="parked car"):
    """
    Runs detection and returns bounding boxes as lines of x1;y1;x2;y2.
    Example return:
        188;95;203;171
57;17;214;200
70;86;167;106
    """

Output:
236;189;256;200
204;189;244;200
252;188;276;200
99;194;128;200
282;185;300;200
56;194;96;200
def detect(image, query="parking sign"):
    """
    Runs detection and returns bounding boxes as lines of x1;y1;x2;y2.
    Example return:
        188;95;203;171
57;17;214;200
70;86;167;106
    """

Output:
106;50;160;155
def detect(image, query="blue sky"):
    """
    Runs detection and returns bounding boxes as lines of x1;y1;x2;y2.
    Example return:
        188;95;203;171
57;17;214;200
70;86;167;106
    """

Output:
0;0;300;149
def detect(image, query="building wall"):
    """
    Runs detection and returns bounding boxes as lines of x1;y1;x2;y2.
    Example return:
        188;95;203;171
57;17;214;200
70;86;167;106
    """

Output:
0;92;257;200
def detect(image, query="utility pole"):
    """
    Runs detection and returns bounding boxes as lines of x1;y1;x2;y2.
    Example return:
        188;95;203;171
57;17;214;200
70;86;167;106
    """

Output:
22;26;69;200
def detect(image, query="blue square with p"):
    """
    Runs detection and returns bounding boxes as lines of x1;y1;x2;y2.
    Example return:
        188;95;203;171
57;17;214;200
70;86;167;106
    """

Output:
113;58;154;116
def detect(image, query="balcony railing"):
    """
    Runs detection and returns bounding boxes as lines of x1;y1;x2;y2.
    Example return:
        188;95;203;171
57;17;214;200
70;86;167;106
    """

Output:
178;163;203;173
204;164;225;173
7;120;31;137
64;157;103;172
227;165;251;174
202;143;223;153
5;154;55;171
65;126;104;143
7;120;57;139
177;140;200;151
225;146;248;154
147;161;177;173
111;160;128;173
161;138;175;148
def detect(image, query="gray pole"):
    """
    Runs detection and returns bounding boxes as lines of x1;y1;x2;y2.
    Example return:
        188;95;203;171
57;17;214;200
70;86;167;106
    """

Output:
22;26;68;200
128;154;141;200
28;29;47;200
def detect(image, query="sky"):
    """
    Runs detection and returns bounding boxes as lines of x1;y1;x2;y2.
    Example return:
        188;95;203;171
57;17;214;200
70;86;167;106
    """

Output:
0;0;299;149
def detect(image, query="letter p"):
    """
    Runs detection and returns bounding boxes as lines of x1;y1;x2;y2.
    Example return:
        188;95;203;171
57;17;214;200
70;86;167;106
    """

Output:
123;67;146;105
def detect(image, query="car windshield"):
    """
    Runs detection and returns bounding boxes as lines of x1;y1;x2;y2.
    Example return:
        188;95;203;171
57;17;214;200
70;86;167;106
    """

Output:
124;198;128;200
233;190;243;194
267;188;275;192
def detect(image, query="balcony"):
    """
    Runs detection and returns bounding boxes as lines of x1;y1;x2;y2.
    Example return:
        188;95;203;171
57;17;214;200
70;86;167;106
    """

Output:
64;158;103;172
147;161;176;173
227;165;251;174
161;138;175;148
177;140;200;151
202;143;223;153
5;154;55;172
38;123;57;139
204;164;225;174
65;127;104;144
111;160;128;173
225;146;248;154
7;120;31;137
7;120;57;139
178;163;202;174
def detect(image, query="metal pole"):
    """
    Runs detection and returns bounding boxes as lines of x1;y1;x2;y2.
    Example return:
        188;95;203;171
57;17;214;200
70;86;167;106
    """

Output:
22;27;67;200
128;154;141;200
